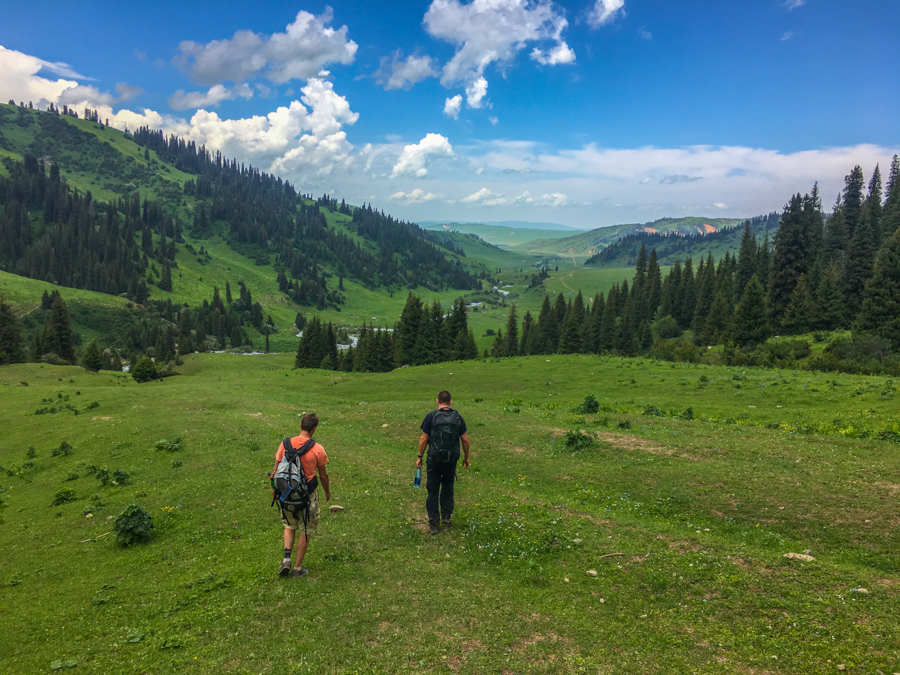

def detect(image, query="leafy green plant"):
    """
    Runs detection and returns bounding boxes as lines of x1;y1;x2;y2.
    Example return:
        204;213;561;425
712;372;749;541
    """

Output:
155;438;183;452
562;429;595;451
131;356;157;383
113;504;154;547
65;470;79;481
50;487;76;506
50;441;72;457
112;470;130;486
574;394;599;414
26;447;36;459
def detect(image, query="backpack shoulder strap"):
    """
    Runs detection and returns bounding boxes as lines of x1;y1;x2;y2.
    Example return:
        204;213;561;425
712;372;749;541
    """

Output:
296;438;316;457
282;438;293;455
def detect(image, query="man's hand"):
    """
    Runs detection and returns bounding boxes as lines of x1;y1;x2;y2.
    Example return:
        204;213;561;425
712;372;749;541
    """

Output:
416;456;423;469
324;490;331;503
463;456;470;469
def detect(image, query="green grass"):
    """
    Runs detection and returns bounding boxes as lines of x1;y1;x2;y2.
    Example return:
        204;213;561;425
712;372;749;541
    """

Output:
1;355;898;673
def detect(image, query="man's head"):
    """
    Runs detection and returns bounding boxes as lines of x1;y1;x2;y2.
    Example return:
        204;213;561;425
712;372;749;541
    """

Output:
300;413;319;434
437;390;451;407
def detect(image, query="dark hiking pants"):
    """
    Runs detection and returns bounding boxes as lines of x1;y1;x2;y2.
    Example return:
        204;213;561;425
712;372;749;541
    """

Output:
426;459;457;524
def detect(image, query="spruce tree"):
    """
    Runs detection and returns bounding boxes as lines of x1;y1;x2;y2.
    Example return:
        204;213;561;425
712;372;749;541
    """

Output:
730;275;771;347
644;250;662;321
503;304;519;357
842;207;878;320
769;193;808;324
815;265;845;331
0;297;24;365
691;254;716;333
519;310;533;355
842;165;866;239
395;292;423;365
80;339;104;372
735;223;758;302
44;294;75;362
854;229;900;349
781;275;815;335
881;155;900;242
700;290;731;345
864;164;883;241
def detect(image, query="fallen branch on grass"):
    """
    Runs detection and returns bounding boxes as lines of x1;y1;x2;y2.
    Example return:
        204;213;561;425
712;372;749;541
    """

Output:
598;552;625;559
81;532;110;543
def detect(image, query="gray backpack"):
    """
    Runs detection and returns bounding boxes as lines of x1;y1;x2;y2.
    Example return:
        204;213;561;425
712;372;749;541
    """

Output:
273;439;318;523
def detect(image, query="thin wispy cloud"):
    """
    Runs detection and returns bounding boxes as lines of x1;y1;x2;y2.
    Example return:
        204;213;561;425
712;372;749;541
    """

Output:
638;27;652;40
784;0;805;10
781;31;794;41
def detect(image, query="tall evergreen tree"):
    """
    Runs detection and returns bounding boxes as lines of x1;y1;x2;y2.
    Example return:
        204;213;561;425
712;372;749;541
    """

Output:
842;165;866;239
691;254;716;333
80;339;104;372
700;290;731;345
734;223;758;302
781;275;815;335
864;164;883;241
0;297;24;365
881;155;900;242
769;193;813;325
843;206;878;320
44;294;75;362
502;304;519;357
815;265;845;331
519;310;534;355
730;275;771;347
395;292;423;365
643;249;662;321
854;229;900;349
558;291;585;354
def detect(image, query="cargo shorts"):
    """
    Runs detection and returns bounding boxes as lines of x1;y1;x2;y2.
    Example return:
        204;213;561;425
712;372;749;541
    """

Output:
281;490;320;532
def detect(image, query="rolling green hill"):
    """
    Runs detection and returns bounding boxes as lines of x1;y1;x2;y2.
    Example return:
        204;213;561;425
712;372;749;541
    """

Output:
511;216;748;260
422;222;577;247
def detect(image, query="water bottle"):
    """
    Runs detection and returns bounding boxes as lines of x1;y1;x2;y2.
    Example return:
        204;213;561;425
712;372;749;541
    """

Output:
413;467;422;488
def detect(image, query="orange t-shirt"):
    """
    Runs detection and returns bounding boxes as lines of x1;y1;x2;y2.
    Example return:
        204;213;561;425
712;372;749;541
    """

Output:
275;436;328;482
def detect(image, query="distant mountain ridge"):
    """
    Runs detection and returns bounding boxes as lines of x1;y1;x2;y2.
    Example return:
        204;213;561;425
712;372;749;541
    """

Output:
509;216;749;259
420;220;583;231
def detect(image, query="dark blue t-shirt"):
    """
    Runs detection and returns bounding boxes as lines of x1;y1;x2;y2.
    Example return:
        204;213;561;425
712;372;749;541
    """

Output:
421;408;467;437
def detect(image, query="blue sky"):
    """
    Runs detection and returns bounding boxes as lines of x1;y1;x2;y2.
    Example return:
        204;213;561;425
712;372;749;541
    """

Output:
1;0;898;228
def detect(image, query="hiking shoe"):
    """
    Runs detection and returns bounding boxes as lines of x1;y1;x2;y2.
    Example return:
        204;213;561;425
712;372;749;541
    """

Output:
441;518;452;528
291;567;309;578
279;560;292;577
429;522;439;536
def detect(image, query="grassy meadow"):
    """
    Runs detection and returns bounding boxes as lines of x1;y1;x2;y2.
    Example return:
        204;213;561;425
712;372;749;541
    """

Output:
1;354;898;674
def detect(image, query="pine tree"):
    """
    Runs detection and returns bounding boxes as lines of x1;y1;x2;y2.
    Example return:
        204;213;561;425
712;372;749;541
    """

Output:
395;292;423;365
734;223;758;302
700;290;732;345
0;297;24;365
535;294;557;354
854;229;900;349
44;294;75;362
159;263;172;292
558;292;585;354
864;165;883;242
815;265;845;331
842;165;866;239
691;254;716;333
730;275;771;347
881;155;900;242
519;310;534;355
80;339;104;372
781;275;815;335
842;206;878;320
503;305;519;357
644;249;662;321
769;193;808;324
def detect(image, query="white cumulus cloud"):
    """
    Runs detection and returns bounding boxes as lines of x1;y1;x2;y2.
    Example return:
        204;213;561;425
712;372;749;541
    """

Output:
391;133;454;178
388;188;443;204
444;94;463;119
174;8;357;85
588;0;625;27
169;84;253;110
424;0;574;109
375;50;439;91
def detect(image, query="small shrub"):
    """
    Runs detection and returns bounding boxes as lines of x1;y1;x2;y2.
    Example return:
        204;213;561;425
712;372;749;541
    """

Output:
171;459;183;469
50;441;73;457
65;470;79;481
617;420;632;430
131;356;158;383
574;394;600;414
642;405;663;417
114;504;154;547
562;430;595;451
26;447;36;459
95;468;111;486
155;438;183;452
86;401;99;410
681;407;694;421
112;470;131;486
51;487;77;506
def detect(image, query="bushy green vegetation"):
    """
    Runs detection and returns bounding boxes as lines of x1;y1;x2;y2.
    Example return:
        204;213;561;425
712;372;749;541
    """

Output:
0;354;898;673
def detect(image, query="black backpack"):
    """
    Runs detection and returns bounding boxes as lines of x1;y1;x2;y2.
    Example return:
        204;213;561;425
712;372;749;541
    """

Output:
272;438;318;527
428;408;462;463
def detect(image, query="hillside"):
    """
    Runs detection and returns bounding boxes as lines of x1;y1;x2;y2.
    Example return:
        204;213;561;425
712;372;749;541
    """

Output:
422;222;577;247
586;212;781;267
0;103;489;354
510;216;747;259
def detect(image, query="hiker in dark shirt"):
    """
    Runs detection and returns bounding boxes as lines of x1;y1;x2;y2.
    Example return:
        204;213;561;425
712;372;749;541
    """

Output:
416;390;470;535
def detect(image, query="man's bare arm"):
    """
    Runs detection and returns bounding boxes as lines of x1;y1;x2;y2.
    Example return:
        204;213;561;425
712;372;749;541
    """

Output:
319;465;331;502
416;432;429;468
461;432;470;469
